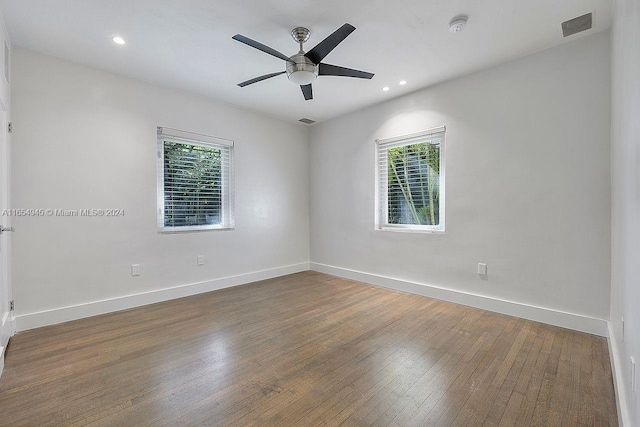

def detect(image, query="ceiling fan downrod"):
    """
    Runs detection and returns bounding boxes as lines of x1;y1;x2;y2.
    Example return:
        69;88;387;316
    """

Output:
291;27;311;53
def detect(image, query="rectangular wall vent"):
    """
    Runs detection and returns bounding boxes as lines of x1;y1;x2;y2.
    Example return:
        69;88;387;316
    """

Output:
299;118;316;124
562;13;593;37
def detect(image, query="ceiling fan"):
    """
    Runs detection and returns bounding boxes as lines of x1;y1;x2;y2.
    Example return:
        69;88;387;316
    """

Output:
232;23;374;101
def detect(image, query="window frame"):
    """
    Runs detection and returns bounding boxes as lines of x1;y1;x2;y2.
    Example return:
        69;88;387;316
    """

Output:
375;126;446;234
157;127;235;233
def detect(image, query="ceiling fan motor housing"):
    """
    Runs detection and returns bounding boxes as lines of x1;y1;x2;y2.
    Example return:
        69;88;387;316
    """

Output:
286;53;318;85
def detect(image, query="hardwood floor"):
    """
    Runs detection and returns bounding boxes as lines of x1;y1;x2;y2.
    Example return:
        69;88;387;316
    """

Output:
0;271;618;426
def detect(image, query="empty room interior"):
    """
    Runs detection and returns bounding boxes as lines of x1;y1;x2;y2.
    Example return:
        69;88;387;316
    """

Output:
0;0;638;425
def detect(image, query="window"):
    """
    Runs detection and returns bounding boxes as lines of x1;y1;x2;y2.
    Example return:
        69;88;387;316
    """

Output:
376;127;445;232
157;127;234;232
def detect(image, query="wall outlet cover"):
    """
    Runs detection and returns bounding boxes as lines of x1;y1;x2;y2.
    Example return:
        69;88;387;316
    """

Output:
478;263;487;275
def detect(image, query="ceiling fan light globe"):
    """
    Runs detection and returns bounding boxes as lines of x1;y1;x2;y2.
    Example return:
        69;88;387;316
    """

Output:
288;70;317;85
286;53;319;85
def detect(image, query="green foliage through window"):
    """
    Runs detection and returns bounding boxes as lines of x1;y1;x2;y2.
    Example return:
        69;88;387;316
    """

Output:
387;142;440;226
163;141;222;228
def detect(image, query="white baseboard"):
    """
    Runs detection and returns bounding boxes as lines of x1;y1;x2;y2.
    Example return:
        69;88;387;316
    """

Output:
15;262;310;332
0;311;10;343
607;322;631;427
0;310;12;379
310;262;608;337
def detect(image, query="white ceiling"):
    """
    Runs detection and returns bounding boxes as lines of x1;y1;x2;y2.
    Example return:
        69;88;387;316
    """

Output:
0;0;611;124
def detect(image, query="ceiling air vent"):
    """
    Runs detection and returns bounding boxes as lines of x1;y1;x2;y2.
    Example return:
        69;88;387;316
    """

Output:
562;13;592;37
299;118;316;124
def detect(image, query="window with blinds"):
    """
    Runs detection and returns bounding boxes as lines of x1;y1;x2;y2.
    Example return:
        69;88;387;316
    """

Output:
157;127;234;232
376;127;445;232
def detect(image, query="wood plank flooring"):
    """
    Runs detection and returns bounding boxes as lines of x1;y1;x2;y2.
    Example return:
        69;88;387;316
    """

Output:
0;271;618;426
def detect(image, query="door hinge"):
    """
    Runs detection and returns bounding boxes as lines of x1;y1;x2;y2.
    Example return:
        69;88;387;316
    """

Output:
9;300;14;311
7;122;11;133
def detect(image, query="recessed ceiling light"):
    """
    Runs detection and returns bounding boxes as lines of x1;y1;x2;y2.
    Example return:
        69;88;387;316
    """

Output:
382;86;390;92
112;36;126;45
399;80;407;85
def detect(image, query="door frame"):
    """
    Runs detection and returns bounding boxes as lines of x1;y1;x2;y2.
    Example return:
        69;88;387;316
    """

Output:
0;73;13;378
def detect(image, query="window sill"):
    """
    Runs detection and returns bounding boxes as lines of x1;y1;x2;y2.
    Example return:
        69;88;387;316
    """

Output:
158;226;235;234
376;226;445;234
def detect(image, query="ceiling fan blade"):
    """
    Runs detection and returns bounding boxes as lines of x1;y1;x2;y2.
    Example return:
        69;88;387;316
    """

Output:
232;34;292;62
305;23;356;64
301;84;313;100
238;71;286;87
319;63;374;79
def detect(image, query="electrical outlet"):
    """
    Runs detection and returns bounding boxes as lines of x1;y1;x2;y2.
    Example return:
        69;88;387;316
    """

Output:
131;264;140;276
478;263;487;275
632;357;637;394
197;255;204;266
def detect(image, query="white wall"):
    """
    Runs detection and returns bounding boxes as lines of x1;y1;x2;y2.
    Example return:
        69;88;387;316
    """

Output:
0;11;8;106
11;48;310;328
310;31;611;332
610;0;640;424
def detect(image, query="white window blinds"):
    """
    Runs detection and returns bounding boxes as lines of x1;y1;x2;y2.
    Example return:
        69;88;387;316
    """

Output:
376;127;445;232
157;127;234;232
